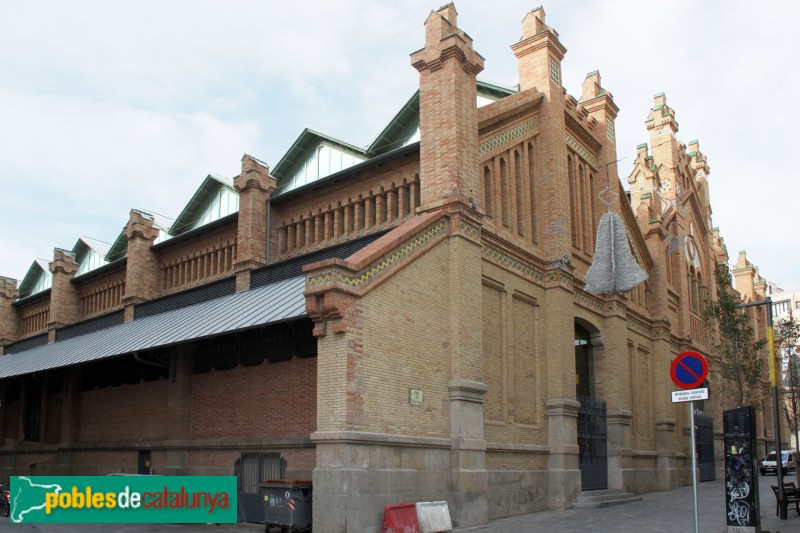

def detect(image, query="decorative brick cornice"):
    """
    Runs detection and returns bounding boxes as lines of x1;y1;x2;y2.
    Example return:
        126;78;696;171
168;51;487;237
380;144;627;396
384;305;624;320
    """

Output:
511;31;567;61
544;268;573;289
411;33;484;76
234;259;265;272
50;248;79;276
0;276;19;299
235;154;277;195
574;289;604;312
626;315;652;337
304;213;450;336
124;209;160;242
306;219;447;295
565;132;597;168
478;119;537;157
480;238;546;286
581;94;620;121
603;298;626;318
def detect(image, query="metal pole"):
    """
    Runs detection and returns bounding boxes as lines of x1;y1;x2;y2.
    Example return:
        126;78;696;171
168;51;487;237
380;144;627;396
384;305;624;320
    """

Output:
690;400;699;533
737;298;784;519
767;298;787;519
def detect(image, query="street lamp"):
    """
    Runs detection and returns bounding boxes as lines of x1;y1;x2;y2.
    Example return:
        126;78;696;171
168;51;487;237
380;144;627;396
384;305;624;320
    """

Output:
737;297;786;519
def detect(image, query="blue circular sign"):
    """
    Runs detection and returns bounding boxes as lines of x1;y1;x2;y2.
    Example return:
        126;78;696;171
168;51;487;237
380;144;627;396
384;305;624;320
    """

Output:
670;351;709;390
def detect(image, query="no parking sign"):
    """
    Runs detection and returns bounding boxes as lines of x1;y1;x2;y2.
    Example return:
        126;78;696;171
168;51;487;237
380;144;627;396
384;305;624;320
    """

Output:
669;350;710;533
670;351;708;390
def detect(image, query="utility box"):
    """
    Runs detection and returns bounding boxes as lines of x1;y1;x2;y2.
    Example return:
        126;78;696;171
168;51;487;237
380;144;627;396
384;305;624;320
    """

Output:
723;406;760;533
261;480;312;532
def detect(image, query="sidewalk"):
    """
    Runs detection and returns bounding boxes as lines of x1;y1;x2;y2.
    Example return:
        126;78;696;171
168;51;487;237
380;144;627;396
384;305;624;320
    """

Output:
463;474;798;533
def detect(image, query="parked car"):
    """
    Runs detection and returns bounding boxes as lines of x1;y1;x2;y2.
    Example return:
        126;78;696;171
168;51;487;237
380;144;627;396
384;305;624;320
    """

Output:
760;449;797;476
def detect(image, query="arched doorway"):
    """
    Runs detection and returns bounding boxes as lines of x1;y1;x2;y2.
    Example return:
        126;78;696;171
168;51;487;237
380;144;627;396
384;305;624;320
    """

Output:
575;322;608;491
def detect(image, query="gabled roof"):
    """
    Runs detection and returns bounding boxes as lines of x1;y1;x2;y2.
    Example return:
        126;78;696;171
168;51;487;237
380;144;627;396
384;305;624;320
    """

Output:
105;232;128;263
272;79;517;195
18;259;52;299
105;212;173;262
367;91;420;157
72;236;112;276
367;79;517;158
476;79;518;100
170;174;236;236
73;236;111;260
272;129;368;192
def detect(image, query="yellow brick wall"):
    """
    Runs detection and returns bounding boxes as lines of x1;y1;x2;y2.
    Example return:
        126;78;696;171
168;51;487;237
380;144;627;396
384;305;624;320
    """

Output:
356;242;451;437
481;260;547;445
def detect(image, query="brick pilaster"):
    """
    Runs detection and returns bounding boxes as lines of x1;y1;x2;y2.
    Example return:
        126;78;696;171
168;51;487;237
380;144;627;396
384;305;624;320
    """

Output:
512;7;567;95
164;345;193;475
0;276;19;347
512;8;570;265
580;71;620;195
122;210;161;321
60;366;81;444
234;154;277;292
411;3;484;212
167;345;193;439
48;248;80;340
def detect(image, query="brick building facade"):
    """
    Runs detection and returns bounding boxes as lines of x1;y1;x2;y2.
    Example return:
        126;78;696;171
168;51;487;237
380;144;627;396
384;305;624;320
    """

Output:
0;5;784;532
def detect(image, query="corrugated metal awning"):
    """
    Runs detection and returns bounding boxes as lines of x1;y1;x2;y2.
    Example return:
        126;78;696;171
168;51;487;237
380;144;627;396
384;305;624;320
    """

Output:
0;276;306;379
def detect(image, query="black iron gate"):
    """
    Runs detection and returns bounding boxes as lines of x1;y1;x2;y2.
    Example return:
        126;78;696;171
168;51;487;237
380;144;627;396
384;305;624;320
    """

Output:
578;396;608;491
696;411;716;481
235;453;286;522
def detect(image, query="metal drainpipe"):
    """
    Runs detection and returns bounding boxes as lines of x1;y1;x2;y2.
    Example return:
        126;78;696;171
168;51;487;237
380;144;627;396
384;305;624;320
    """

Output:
265;198;272;265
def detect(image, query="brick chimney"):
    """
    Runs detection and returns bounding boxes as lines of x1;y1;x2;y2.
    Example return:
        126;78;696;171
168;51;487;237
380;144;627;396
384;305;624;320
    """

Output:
411;3;484;212
733;250;756;300
0;276;19;348
512;7;567;93
48;248;80;340
579;69;620;211
122;209;161;320
234;154;277;292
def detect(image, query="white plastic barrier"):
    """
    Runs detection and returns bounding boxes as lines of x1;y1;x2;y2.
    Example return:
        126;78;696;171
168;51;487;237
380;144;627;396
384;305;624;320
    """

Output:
415;501;452;533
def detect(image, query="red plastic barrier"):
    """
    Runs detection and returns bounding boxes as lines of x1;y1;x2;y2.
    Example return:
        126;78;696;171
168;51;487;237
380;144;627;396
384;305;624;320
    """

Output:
382;503;421;533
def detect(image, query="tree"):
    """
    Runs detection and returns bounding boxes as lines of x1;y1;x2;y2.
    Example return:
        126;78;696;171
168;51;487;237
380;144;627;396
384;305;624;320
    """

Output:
703;263;767;408
776;315;800;452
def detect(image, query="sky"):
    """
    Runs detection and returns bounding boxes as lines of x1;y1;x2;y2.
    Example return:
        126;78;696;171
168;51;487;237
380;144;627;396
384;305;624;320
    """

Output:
1;0;798;290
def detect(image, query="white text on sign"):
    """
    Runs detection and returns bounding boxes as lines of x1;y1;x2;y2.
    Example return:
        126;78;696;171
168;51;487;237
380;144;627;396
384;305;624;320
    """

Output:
671;388;709;403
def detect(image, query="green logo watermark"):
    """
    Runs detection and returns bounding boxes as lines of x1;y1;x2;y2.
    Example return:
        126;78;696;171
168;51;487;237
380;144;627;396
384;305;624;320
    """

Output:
9;476;237;523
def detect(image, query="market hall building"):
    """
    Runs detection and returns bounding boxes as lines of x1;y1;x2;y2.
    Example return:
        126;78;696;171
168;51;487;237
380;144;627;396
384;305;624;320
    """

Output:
0;5;779;531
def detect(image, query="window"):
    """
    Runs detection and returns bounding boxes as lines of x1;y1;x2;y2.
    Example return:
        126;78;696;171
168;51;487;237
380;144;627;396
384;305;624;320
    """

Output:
549;57;561;85
773;300;791;317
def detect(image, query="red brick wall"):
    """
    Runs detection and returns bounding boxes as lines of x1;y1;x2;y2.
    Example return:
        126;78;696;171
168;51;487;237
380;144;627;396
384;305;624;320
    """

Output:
271;156;420;261
17;296;50;338
72;451;138;475
44;393;62;444
3;399;20;440
191;357;316;440
158;222;238;294
74;268;126;319
187;449;242;476
185;448;315;479
79;379;170;442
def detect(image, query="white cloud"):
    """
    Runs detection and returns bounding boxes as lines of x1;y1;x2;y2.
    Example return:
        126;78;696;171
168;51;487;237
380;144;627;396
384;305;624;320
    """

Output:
0;90;258;279
0;0;798;292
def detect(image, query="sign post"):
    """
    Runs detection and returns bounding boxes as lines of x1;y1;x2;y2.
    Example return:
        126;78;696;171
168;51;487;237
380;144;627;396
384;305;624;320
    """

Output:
670;351;709;533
